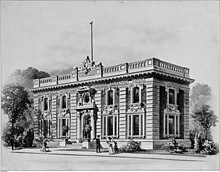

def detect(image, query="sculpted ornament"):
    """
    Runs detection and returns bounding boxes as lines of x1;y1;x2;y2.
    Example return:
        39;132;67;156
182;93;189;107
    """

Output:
78;56;102;74
166;104;179;113
104;105;118;114
129;103;145;112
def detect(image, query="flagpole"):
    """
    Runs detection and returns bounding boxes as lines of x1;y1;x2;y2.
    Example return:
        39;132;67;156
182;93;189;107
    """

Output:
90;21;93;62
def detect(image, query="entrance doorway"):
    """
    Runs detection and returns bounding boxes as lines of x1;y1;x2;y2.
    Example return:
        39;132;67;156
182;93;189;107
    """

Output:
81;113;91;140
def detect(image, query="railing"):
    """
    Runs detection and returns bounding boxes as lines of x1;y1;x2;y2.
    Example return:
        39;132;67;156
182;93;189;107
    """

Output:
157;59;189;77
33;57;190;88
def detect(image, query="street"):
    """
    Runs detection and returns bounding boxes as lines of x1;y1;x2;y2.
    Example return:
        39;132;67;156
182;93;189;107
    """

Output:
1;147;219;171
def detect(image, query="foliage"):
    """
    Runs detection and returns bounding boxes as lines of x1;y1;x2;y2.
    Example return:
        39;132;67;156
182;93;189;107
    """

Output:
162;138;187;154
6;67;50;89
189;83;217;146
201;140;219;155
192;105;217;140
2;123;34;148
190;83;211;107
2;83;31;123
2;84;33;148
119;139;141;153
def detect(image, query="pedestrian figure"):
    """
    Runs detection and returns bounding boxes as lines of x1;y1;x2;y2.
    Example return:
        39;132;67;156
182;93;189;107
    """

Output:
42;137;50;152
95;135;101;153
107;137;114;155
10;136;14;150
113;141;119;154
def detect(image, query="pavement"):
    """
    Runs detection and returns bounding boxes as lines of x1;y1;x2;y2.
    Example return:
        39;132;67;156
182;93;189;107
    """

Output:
11;147;208;162
3;147;219;170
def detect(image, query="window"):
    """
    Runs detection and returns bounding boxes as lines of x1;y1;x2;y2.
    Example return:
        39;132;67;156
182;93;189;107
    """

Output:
127;114;145;138
107;89;114;105
169;89;175;104
43;97;49;111
102;115;118;138
164;114;180;137
39;119;51;137
132;87;140;103
58;118;70;138
61;95;67;109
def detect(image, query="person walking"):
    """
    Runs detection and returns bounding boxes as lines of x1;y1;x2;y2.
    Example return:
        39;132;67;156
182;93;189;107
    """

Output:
107;137;114;155
113;141;119;154
95;135;101;153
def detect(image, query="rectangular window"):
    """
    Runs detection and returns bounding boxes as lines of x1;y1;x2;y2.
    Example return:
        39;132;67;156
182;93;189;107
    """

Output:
127;114;145;138
164;114;180;137
39;119;51;137
133;115;139;135
107;116;113;135
58;118;70;138
168;116;174;135
102;115;118;138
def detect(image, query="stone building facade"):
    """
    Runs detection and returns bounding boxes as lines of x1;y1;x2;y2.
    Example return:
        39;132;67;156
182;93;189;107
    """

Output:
32;57;194;149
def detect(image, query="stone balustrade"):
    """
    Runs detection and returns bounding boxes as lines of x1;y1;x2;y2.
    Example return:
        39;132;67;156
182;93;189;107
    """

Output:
33;57;190;88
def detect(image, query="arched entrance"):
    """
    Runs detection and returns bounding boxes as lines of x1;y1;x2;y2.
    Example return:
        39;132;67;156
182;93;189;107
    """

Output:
81;112;91;140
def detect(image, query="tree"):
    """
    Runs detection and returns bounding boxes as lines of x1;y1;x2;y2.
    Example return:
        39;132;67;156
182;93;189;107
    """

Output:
2;83;31;150
189;83;215;148
192;105;217;140
190;83;211;109
6;67;50;90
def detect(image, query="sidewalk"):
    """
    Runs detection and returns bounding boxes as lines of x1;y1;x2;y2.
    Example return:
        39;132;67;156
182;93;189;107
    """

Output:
12;147;207;162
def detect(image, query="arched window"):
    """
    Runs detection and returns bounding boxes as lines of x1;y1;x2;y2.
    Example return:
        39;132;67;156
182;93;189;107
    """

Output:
43;97;49;111
61;95;67;109
132;87;140;103
107;90;114;105
169;89;175;104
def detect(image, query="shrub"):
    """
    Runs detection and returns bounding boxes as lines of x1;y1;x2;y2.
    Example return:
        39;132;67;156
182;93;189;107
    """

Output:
119;139;141;153
162;138;187;154
201;140;219;155
2;124;34;148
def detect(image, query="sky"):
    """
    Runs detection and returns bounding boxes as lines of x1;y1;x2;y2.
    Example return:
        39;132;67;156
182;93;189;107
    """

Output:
1;1;219;140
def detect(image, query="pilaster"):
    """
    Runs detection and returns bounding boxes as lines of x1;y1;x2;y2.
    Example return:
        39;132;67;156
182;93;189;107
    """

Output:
119;87;126;139
51;95;57;138
146;80;160;140
183;88;190;139
95;90;102;137
70;92;77;139
33;95;39;139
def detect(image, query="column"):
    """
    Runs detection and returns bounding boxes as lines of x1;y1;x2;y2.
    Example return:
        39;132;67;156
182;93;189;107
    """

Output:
91;110;95;140
139;114;141;137
142;113;145;137
119;87;127;139
51;95;57;138
174;115;177;136
76;112;81;139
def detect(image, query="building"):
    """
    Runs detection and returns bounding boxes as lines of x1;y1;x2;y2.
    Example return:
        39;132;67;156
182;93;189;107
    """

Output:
32;57;194;149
